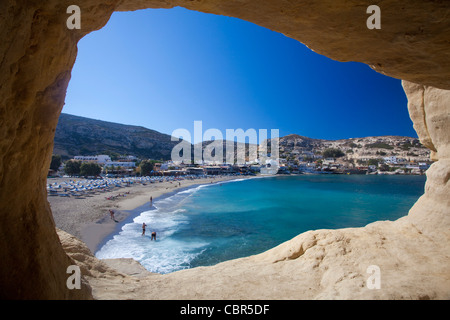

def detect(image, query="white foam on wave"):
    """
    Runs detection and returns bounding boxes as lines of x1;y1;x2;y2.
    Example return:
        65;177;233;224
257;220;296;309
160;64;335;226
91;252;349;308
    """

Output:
96;191;207;273
96;216;208;273
138;238;208;274
178;184;209;195
96;179;249;273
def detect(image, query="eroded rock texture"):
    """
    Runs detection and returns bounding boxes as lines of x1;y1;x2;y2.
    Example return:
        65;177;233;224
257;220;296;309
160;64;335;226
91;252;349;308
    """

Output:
0;0;449;299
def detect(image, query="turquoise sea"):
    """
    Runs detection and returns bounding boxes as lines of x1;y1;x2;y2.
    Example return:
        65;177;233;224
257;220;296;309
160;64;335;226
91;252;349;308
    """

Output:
95;175;426;274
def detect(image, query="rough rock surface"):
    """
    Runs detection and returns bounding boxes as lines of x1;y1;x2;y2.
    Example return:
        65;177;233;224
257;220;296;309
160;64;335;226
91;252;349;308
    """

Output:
0;0;449;299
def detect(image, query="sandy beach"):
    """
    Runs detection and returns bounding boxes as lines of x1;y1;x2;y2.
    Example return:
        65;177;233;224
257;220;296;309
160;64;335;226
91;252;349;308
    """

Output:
48;175;244;253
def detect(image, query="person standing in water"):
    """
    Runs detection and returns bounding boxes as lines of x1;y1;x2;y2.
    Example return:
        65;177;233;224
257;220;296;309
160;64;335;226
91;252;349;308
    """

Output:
151;231;156;241
142;223;147;236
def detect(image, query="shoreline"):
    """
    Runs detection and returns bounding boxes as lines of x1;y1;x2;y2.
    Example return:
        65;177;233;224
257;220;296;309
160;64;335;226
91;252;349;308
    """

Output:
90;173;425;275
48;175;249;254
49;173;424;255
93;180;220;255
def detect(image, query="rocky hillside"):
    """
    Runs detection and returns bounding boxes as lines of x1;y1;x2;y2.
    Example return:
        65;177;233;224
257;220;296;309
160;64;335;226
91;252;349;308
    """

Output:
53;114;430;163
53;113;180;160
277;134;430;162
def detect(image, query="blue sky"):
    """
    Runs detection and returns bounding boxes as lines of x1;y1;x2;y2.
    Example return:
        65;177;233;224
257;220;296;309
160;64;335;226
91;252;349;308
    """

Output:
64;7;416;142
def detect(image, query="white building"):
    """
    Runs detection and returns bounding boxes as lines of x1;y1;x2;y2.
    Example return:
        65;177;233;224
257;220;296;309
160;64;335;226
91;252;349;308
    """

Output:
73;155;136;167
383;156;398;164
260;159;279;175
418;162;430;170
74;155;111;164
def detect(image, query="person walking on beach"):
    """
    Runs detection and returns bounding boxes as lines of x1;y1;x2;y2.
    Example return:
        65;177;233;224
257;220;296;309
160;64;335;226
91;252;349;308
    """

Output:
109;209;115;220
150;196;153;206
142;223;147;236
151;231;157;241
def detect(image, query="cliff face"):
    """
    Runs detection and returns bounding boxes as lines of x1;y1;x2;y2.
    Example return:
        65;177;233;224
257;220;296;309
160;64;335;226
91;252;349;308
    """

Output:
402;83;450;242
0;0;449;299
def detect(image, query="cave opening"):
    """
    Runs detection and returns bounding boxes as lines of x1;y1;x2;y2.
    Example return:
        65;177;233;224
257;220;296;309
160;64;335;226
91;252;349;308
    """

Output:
2;1;448;300
55;7;423;274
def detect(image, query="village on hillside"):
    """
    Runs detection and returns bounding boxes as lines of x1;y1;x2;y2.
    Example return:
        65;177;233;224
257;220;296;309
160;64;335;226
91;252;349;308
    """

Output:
49;135;432;178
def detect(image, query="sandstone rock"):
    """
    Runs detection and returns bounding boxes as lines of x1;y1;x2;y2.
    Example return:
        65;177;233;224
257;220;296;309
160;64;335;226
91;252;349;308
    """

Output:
102;259;154;278
403;81;450;161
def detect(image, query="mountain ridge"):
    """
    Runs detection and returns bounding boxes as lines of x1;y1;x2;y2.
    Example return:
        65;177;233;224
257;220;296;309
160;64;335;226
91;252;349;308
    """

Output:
53;113;429;162
53;113;180;160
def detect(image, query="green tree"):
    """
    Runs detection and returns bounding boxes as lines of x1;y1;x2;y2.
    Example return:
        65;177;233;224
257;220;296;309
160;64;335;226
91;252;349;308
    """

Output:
322;148;345;159
64;160;81;176
50;154;62;171
107;151;120;161
80;162;102;177
139;160;154;176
